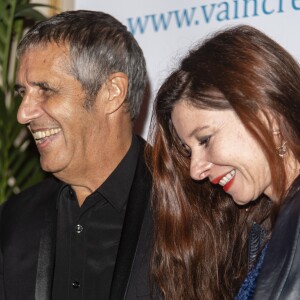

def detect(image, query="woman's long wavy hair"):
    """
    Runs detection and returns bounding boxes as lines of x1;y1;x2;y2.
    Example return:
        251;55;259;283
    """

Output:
146;25;300;299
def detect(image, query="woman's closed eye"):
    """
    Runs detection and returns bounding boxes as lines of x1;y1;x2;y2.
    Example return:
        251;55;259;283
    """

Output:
199;136;211;148
181;143;192;158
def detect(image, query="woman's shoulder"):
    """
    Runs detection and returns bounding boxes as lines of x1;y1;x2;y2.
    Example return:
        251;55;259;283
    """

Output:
252;177;300;298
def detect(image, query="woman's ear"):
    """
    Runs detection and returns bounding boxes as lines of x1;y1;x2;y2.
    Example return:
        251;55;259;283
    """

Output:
105;72;128;114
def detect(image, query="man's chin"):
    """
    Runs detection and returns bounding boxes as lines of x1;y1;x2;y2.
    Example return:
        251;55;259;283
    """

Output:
40;159;61;174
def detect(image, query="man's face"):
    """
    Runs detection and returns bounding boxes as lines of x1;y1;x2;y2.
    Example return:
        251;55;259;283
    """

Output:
16;43;106;180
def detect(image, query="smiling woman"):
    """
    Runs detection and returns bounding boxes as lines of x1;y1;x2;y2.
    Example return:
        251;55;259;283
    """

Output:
147;25;300;299
171;103;274;205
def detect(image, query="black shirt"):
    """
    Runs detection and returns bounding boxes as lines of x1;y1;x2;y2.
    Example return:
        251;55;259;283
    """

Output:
52;136;139;300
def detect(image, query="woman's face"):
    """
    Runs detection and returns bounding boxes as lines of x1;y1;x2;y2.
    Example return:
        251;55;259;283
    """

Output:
171;100;274;205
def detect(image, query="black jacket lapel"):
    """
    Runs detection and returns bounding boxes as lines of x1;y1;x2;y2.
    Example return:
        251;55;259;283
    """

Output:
35;183;60;300
109;140;152;300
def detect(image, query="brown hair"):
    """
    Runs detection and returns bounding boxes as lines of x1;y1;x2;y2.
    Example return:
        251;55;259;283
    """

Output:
147;25;300;299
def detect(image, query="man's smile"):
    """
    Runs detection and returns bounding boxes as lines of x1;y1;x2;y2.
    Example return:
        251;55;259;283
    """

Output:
29;127;62;144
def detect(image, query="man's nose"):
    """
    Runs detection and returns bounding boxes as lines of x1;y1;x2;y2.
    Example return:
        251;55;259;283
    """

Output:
190;155;212;181
17;93;43;125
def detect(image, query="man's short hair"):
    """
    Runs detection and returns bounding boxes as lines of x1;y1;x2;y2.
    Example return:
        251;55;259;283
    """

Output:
18;10;147;119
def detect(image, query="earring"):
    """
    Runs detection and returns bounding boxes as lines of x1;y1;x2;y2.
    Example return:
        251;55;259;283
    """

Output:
276;141;287;157
272;129;287;157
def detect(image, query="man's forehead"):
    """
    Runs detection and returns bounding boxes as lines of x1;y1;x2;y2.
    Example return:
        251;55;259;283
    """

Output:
19;41;70;61
18;42;71;73
16;46;73;88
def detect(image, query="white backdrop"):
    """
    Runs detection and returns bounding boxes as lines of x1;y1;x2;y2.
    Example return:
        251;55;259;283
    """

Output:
74;0;300;139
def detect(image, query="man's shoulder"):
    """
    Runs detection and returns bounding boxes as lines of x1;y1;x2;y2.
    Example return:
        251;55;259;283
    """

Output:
9;176;62;200
2;177;63;215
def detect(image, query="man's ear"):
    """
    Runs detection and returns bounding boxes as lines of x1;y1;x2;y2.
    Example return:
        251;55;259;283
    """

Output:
104;72;128;115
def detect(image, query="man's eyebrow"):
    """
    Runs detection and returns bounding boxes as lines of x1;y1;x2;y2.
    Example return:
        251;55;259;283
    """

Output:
14;84;23;92
30;81;52;90
14;81;57;92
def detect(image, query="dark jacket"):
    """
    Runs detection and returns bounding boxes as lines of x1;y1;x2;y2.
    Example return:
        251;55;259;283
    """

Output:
253;175;300;299
0;138;153;300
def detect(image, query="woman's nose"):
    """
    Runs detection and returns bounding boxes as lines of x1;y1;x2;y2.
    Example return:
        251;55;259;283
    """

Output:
190;155;212;181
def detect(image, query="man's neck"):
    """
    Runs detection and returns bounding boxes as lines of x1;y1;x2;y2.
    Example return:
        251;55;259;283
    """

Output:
55;133;133;206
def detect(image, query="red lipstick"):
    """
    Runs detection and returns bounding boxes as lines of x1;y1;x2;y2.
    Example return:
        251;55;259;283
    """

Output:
211;173;228;185
223;176;235;192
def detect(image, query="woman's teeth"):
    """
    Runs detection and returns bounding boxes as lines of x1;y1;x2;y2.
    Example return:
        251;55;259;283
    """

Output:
219;169;236;186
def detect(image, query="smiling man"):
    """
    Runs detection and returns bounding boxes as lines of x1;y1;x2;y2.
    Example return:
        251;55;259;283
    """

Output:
0;10;153;300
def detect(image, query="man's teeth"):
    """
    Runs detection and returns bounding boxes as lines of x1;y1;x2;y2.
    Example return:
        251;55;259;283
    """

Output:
32;128;61;140
219;170;236;186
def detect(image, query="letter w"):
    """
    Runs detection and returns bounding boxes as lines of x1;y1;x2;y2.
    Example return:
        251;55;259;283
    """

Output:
172;8;197;28
127;16;149;35
149;12;173;32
